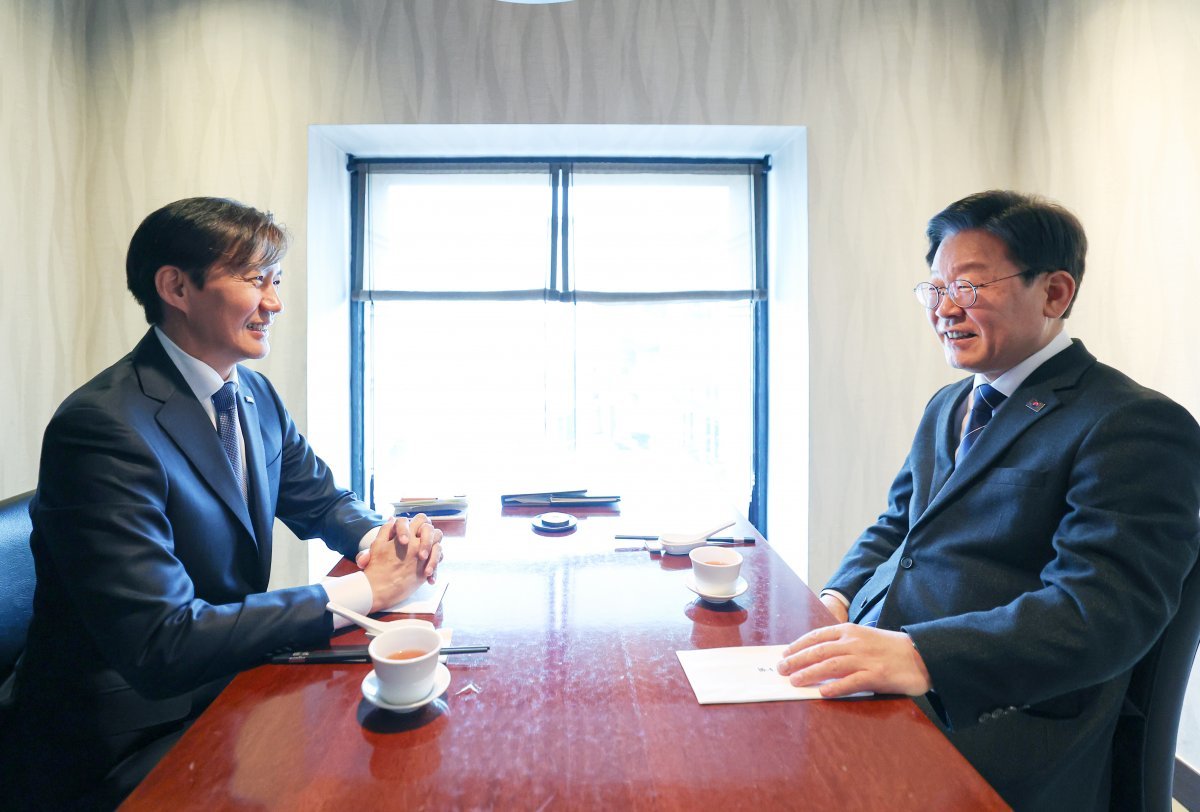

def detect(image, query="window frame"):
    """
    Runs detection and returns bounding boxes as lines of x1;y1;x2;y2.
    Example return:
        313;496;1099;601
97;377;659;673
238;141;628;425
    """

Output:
348;155;770;531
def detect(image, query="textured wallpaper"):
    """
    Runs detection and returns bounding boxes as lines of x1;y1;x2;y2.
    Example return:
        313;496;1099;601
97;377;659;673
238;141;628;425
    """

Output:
0;0;88;495
3;0;1199;765
1015;0;1200;410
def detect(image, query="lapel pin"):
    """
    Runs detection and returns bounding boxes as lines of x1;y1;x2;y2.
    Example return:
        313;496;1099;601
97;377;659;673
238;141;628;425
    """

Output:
244;394;255;404
1026;399;1045;413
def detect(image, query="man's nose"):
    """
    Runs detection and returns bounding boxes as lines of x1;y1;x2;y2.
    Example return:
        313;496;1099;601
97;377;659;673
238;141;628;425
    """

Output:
934;289;962;318
262;285;284;313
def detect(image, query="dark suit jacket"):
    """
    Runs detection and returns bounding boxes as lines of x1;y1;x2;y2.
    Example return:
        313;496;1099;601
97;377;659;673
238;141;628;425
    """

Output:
825;340;1200;811
5;330;380;805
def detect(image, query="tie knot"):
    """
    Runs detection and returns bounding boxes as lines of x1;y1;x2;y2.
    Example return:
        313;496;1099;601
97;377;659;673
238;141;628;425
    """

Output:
212;381;238;413
972;383;1006;416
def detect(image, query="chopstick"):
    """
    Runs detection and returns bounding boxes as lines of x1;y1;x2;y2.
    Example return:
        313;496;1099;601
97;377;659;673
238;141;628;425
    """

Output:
270;645;489;664
613;536;756;552
614;535;756;543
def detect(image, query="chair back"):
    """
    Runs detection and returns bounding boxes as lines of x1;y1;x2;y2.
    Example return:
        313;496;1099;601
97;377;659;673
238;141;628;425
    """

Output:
1112;553;1200;811
0;491;35;682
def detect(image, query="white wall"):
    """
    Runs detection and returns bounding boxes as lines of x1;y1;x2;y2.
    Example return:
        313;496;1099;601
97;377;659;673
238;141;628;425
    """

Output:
0;0;87;494
2;0;1197;769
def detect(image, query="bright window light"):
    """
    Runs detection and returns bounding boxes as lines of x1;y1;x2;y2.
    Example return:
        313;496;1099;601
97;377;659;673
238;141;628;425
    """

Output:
354;160;765;513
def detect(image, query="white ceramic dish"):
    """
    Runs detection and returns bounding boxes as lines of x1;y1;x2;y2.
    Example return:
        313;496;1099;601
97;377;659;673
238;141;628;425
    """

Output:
685;574;749;604
361;663;451;712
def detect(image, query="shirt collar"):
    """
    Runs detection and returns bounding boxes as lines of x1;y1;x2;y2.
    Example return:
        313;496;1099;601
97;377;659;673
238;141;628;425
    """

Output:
973;329;1072;398
153;326;240;403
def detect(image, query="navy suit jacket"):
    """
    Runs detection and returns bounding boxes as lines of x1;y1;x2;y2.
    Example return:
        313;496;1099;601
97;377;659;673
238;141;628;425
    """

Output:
7;330;380;800
825;340;1200;810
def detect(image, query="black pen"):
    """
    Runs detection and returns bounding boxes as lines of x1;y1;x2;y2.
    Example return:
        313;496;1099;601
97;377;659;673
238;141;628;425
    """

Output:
270;645;489;664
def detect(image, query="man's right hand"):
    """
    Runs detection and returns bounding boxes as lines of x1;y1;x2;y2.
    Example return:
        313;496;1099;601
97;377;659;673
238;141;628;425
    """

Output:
361;519;426;613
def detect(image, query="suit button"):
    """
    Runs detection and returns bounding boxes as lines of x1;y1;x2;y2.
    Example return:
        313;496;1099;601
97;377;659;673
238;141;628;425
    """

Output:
900;556;913;569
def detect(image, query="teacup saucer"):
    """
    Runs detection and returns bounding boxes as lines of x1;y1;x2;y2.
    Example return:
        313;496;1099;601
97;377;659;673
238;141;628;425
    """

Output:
361;663;451;713
685;574;749;604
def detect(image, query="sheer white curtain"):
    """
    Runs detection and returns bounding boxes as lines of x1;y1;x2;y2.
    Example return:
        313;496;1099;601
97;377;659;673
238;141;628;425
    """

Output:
359;164;757;506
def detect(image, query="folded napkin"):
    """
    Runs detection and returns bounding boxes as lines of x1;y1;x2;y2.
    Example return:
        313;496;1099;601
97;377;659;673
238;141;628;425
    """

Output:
384;578;449;614
676;645;872;704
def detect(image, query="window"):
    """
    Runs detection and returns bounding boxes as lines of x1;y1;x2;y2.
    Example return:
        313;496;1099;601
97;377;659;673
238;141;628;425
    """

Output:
350;158;768;529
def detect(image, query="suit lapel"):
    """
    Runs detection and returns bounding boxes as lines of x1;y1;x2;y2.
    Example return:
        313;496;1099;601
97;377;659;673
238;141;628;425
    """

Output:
133;331;259;546
929;379;971;503
915;340;1095;530
238;383;274;586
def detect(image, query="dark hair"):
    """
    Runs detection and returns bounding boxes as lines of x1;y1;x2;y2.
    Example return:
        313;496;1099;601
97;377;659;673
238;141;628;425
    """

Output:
126;197;289;324
925;190;1087;317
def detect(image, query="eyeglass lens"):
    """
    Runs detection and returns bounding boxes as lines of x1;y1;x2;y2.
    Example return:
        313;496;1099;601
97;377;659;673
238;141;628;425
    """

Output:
914;281;976;309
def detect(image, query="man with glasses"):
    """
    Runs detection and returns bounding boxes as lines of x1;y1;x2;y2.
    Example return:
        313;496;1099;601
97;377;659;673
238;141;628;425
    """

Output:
775;190;1200;810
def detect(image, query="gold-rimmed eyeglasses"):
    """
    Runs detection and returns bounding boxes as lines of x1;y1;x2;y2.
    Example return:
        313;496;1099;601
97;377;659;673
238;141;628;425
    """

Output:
914;270;1030;309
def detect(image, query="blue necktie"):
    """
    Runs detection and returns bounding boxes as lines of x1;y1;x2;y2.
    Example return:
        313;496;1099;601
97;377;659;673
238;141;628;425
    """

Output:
212;382;247;501
858;596;883;628
959;383;1006;460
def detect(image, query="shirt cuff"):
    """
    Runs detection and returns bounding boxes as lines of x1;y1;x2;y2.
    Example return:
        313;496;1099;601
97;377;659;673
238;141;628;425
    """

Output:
321;571;373;630
819;589;850;609
359;525;382;552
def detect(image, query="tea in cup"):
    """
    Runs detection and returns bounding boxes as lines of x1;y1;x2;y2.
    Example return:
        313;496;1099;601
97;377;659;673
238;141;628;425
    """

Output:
689;546;743;594
368;623;442;704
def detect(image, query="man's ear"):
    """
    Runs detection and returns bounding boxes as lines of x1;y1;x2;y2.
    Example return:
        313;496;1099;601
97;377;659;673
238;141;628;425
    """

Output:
1043;270;1076;319
154;265;191;316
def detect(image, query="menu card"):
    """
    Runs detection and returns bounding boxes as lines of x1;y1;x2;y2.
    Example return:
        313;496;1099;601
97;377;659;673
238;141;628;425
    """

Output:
676;645;872;704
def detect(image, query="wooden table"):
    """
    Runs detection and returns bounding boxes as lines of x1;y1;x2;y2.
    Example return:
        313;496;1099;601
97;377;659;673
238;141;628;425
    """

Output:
123;502;1007;811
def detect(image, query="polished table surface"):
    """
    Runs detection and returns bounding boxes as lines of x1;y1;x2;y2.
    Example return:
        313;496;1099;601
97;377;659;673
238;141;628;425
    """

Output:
123;502;1007;811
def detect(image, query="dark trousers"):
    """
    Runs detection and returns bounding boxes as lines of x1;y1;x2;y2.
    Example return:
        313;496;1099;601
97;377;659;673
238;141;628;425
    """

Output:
1;716;190;811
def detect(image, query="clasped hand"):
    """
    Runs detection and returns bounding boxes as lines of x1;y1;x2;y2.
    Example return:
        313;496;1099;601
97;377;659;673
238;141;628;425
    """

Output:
357;514;445;613
776;620;933;699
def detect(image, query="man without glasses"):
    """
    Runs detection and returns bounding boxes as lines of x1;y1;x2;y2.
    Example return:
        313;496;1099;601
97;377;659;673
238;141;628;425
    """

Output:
2;197;444;809
776;190;1200;810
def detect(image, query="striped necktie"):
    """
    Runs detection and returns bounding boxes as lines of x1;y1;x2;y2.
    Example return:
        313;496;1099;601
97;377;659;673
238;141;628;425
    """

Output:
959;383;1006;460
212;381;247;501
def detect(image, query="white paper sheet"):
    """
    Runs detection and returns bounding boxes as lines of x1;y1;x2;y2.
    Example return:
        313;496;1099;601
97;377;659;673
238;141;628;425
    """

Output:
384;578;449;614
676;645;872;704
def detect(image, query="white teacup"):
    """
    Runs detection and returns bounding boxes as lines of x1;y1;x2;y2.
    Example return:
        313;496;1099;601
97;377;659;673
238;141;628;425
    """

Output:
368;622;443;705
689;546;743;594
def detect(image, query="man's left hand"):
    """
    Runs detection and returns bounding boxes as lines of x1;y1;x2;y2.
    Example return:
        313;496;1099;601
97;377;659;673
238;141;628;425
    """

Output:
775;623;932;697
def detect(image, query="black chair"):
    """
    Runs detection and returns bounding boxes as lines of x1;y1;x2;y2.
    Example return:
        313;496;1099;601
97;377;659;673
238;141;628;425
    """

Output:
0;491;36;694
1112;553;1200;811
